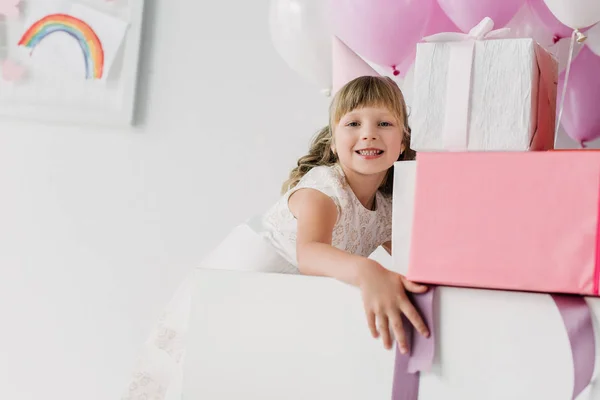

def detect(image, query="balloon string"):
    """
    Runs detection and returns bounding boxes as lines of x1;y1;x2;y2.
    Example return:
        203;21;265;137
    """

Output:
555;29;587;146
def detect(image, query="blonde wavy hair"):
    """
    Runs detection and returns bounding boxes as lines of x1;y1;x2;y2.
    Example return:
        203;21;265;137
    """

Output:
281;75;415;195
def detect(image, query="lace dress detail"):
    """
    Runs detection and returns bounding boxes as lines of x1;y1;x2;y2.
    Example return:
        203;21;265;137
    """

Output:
261;164;393;267
122;272;195;400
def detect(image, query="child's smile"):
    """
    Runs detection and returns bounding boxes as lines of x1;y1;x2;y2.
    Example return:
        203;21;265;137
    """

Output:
355;147;385;159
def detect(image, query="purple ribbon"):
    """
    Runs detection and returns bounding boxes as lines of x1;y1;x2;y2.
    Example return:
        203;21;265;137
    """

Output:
551;294;596;400
391;290;595;400
391;288;435;400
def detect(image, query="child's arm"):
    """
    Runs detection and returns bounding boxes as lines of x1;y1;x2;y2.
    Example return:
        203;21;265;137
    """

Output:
289;188;429;352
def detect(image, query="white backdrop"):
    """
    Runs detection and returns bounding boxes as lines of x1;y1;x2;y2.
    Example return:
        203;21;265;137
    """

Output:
0;1;597;399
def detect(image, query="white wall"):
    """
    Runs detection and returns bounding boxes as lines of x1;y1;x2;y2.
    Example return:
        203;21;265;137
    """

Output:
0;1;597;399
0;1;329;399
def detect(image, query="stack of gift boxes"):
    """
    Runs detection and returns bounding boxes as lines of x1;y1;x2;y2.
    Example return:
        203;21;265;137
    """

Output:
390;19;599;399
393;23;600;300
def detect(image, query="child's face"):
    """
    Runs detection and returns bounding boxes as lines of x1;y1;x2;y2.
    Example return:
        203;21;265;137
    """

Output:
333;106;404;178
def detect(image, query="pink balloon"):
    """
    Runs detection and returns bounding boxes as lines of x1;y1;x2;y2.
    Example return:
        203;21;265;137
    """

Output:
528;0;572;40
394;1;461;77
558;46;600;146
332;0;434;76
437;0;526;32
425;0;461;36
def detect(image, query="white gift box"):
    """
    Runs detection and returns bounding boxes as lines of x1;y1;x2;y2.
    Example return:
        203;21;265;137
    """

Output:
182;269;600;399
391;160;416;276
410;28;558;151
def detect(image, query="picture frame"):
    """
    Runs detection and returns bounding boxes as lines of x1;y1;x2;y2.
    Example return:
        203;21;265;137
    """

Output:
0;0;145;127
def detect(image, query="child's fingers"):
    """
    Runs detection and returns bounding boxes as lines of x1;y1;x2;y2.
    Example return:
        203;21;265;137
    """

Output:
365;309;379;338
377;314;393;350
399;299;430;338
388;310;407;354
401;278;428;293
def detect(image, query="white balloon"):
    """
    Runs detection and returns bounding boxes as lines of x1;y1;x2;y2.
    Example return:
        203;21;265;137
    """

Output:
542;0;600;29
269;0;332;93
506;4;582;72
585;22;600;56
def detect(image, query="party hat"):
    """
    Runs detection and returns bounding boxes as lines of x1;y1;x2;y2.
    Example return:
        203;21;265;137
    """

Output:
332;36;380;95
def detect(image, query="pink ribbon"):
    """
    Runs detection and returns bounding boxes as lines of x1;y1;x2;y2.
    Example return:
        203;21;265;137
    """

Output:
391;290;595;400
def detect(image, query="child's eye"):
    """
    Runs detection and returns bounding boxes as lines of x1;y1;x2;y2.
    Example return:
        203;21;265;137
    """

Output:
379;121;393;127
346;121;359;127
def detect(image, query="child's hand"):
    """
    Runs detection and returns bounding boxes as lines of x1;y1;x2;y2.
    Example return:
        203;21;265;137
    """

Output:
357;260;429;352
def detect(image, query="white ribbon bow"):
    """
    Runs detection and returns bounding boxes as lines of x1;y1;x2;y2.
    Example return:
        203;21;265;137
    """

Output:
423;17;511;43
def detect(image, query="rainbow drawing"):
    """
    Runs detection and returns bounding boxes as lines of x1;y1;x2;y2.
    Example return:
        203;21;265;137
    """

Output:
18;13;105;80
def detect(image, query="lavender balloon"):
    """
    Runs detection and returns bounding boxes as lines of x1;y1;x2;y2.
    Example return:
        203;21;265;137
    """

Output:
528;0;572;41
332;0;433;76
437;0;526;32
559;46;600;146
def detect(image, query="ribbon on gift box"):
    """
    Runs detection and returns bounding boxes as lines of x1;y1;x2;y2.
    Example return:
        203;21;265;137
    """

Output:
391;291;595;400
391;289;435;400
553;295;596;400
421;18;511;150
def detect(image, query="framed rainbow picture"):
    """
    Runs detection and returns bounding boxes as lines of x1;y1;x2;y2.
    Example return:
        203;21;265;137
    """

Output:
0;1;145;127
18;13;106;80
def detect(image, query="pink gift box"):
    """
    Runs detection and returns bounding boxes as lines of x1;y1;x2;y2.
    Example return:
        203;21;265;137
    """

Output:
408;151;600;296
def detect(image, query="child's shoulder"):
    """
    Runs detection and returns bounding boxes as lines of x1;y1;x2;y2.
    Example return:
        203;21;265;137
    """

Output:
298;164;346;189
